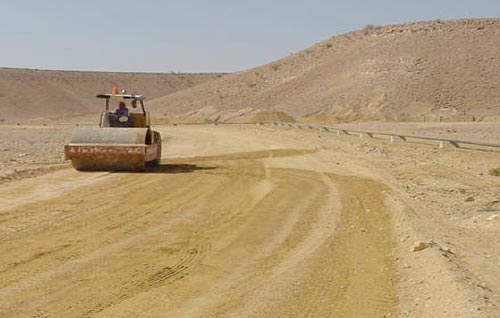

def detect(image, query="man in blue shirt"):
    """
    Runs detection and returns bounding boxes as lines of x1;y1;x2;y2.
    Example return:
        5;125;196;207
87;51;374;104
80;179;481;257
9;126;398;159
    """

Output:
114;101;129;116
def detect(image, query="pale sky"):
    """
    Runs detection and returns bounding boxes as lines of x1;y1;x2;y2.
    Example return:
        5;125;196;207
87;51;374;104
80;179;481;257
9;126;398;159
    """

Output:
1;0;499;73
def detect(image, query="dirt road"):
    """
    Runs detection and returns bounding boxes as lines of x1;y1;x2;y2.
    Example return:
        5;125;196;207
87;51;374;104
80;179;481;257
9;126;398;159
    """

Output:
0;126;399;317
1;124;499;317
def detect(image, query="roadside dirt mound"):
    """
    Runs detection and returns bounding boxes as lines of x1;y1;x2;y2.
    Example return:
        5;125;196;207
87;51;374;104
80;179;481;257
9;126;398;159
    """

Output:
0;68;223;122
150;19;500;122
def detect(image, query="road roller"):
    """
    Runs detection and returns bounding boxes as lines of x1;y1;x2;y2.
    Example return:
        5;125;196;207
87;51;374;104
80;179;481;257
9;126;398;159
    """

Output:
64;89;162;171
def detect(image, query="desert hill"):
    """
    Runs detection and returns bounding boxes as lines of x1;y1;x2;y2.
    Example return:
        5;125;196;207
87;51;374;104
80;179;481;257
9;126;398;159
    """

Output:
0;68;223;122
149;19;500;123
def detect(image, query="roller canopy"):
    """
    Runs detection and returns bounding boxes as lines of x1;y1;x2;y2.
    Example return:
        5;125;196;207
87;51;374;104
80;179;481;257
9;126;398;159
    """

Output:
96;94;146;100
70;128;150;144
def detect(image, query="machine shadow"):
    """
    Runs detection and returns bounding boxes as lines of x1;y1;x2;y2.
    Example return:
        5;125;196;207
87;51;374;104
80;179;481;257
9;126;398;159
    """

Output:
145;163;217;174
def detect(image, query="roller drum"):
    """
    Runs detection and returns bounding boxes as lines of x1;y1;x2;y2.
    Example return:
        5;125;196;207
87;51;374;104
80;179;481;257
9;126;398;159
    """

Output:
65;127;155;171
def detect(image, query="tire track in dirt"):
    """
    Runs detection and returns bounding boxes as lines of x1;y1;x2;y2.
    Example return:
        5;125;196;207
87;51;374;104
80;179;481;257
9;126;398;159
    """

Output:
307;174;397;318
81;243;212;317
155;151;397;318
143;243;211;289
0;169;219;317
209;173;397;318
158;166;335;318
0;149;286;317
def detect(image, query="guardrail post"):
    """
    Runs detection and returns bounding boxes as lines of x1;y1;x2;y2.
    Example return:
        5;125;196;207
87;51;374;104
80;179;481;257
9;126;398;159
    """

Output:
439;141;459;149
390;135;406;142
359;132;373;139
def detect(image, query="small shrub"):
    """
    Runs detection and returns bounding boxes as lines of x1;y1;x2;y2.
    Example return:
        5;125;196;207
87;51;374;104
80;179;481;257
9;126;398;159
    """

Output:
362;24;381;35
489;167;500;176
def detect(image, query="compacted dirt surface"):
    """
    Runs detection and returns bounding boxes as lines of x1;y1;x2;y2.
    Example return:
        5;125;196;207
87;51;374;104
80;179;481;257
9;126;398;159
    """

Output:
0;124;499;317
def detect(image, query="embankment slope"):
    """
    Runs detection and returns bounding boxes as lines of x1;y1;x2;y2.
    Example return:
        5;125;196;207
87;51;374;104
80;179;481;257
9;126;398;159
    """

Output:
0;68;223;121
150;19;500;123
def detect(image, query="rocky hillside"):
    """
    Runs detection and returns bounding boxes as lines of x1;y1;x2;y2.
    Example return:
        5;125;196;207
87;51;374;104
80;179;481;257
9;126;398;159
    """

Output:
0;68;223;121
150;19;500;123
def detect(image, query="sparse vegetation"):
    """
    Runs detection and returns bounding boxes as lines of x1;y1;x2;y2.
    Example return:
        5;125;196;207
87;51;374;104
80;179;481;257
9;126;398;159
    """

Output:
362;24;381;35
489;167;500;176
363;24;381;30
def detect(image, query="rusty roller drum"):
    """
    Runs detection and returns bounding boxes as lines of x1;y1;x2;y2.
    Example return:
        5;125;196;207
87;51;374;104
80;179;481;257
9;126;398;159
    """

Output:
64;127;161;171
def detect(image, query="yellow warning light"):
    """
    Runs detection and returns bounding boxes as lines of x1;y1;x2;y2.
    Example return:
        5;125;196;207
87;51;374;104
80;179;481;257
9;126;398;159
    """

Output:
112;87;120;94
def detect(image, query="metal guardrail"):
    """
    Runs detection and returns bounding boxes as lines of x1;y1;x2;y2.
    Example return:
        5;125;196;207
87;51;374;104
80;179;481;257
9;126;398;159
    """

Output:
2;120;499;149
155;120;500;149
265;121;500;149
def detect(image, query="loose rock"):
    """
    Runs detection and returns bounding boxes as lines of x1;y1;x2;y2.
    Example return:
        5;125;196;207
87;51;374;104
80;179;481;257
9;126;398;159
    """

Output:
412;241;432;252
485;214;498;221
